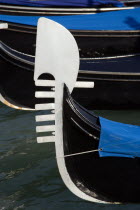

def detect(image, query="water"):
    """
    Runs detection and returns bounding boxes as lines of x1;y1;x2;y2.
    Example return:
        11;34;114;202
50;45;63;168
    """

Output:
1;102;140;209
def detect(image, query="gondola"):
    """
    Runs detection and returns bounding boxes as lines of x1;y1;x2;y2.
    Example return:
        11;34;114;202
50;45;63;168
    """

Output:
0;0;130;16
1;7;140;57
2;15;140;204
32;17;140;203
1;40;140;110
61;83;140;203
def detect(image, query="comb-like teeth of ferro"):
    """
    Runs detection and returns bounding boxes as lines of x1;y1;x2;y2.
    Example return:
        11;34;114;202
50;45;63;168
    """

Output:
0;23;8;29
35;80;55;87
35;79;55;143
37;136;55;143
75;81;94;88
36;125;55;133
35;91;55;98
35;103;55;110
36;114;55;122
35;80;94;88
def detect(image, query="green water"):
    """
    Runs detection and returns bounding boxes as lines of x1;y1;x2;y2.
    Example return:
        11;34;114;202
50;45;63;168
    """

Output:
1;102;140;209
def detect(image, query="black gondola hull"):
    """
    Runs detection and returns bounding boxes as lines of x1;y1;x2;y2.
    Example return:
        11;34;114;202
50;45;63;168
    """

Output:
1;42;140;109
62;86;140;203
1;23;140;57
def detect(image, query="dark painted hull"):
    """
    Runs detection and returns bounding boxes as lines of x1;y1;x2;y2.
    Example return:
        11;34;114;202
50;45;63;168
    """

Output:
63;86;140;203
1;41;140;109
1;22;140;57
0;3;136;16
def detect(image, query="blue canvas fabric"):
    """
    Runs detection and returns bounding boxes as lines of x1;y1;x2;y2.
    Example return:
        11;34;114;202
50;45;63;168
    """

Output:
99;117;140;158
0;8;140;30
0;0;123;7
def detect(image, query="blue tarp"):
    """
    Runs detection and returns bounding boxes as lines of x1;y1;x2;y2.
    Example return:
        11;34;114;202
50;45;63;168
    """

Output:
99;117;140;158
1;8;140;30
0;0;123;7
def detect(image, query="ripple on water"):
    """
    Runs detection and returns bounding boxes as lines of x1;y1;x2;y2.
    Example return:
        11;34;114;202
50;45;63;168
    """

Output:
1;104;140;209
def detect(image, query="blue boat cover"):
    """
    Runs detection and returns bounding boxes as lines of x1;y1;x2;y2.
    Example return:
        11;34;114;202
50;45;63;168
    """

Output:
0;0;123;7
99;117;140;158
1;8;140;30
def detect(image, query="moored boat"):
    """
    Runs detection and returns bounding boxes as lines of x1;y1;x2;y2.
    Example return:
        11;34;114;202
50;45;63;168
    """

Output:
61;84;140;203
1;40;140;110
1;8;140;57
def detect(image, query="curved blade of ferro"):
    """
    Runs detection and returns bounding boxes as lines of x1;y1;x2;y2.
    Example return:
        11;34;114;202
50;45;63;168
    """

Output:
34;17;79;143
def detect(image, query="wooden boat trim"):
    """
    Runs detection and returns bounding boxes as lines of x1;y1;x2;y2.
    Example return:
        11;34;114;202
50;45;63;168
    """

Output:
0;93;34;110
3;28;140;38
0;41;34;66
0;9;94;15
5;27;140;37
1;41;140;78
5;28;140;37
0;4;136;12
121;0;140;2
2;39;139;61
73;34;140;37
79;76;140;81
81;54;140;59
80;70;140;76
4;23;140;34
